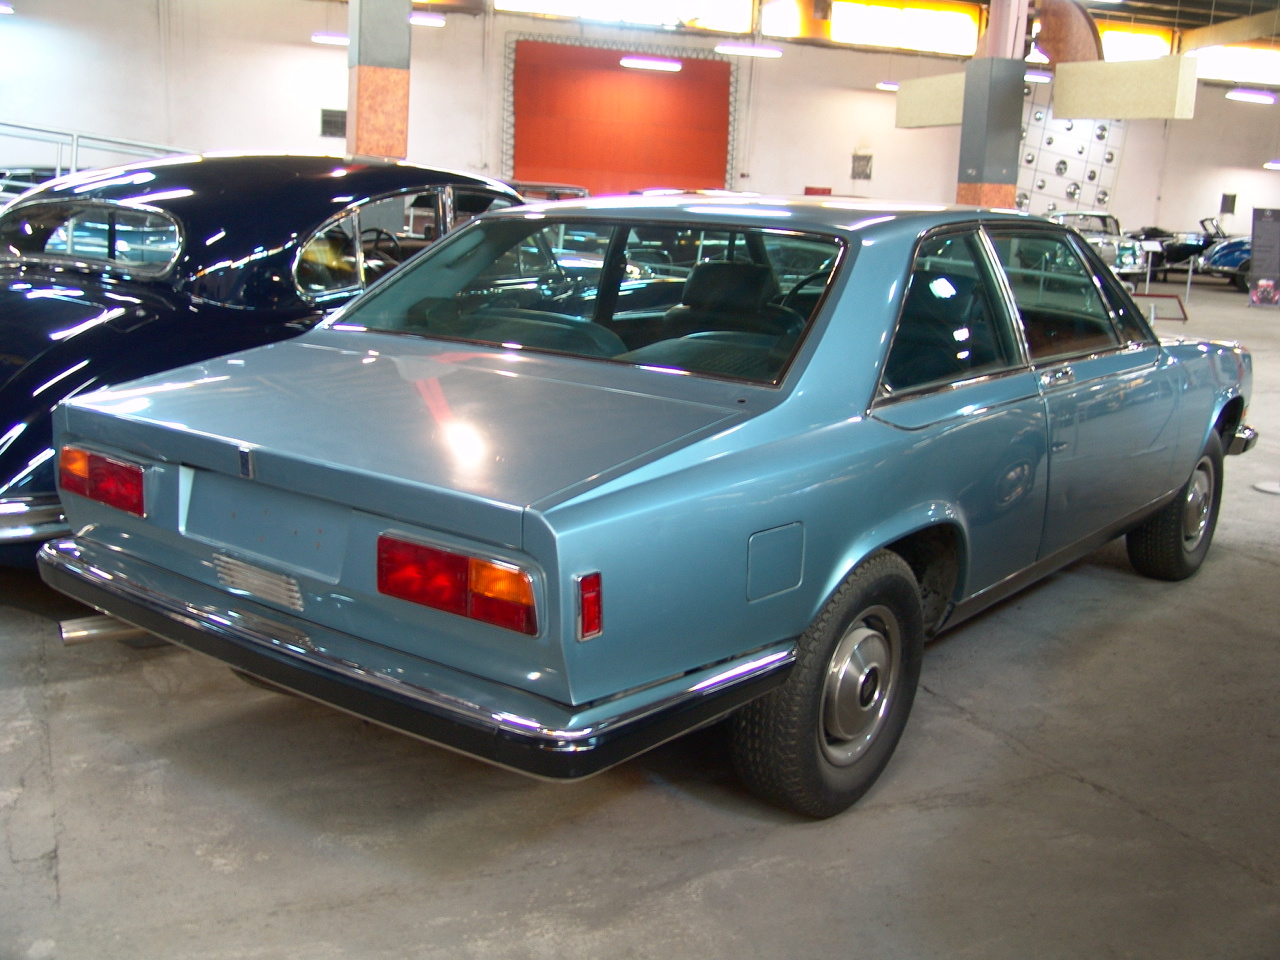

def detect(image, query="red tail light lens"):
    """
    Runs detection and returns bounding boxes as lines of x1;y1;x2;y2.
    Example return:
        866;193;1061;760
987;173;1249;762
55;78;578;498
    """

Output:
377;534;537;635
59;445;146;517
578;572;603;640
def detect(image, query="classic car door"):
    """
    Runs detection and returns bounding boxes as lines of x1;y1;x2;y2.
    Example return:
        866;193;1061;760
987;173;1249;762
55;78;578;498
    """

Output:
873;229;1049;595
985;228;1180;559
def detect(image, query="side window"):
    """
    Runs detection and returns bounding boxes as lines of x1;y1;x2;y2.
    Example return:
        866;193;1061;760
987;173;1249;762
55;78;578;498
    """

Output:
988;231;1120;362
882;232;1018;394
296;213;359;299
1084;247;1157;347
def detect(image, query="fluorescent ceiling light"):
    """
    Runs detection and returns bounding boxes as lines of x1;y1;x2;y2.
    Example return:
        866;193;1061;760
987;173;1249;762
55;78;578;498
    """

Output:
619;56;682;72
875;81;900;91
410;11;446;26
714;42;783;58
1265;160;1280;170
311;32;350;45
1025;71;1052;84
0;2;14;12
1225;87;1276;104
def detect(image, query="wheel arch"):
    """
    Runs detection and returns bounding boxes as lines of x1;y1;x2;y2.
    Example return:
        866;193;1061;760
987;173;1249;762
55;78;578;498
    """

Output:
817;510;968;639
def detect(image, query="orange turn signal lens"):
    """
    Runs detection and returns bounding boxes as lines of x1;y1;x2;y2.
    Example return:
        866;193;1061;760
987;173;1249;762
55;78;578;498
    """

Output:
58;445;145;516
377;534;537;636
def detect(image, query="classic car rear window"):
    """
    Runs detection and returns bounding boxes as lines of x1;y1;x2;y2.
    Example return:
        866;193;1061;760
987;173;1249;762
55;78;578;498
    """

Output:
335;217;845;384
0;200;181;275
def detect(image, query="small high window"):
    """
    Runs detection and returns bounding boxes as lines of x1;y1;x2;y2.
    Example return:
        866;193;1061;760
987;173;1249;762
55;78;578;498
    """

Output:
0;200;181;275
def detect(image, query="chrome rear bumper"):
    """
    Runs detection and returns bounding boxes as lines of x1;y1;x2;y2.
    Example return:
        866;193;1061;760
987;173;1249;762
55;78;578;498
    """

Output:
38;537;794;779
1229;425;1259;456
0;496;67;544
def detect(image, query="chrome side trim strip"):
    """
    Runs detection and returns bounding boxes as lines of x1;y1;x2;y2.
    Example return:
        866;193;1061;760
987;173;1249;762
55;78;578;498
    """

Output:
40;538;795;750
0;497;68;543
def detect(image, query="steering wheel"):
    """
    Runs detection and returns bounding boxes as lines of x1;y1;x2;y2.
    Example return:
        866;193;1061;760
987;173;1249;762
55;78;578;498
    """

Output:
781;268;831;310
360;227;403;262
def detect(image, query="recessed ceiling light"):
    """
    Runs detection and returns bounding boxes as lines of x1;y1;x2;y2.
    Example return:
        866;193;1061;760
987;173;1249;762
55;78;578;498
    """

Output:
410;11;445;27
714;42;783;58
1265;160;1280;170
311;32;350;46
0;3;15;13
875;81;900;92
1225;87;1276;104
619;56;682;72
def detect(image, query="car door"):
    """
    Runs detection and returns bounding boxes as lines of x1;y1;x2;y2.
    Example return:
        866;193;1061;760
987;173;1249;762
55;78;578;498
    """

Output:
985;226;1180;559
872;228;1048;595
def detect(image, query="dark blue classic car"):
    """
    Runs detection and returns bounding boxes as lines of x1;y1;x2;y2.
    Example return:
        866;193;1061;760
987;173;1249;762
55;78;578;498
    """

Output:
38;197;1257;817
1197;235;1251;291
0;154;521;564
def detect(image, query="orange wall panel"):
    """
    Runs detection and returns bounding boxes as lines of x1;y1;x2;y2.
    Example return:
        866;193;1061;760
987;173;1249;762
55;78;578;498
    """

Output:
513;41;731;196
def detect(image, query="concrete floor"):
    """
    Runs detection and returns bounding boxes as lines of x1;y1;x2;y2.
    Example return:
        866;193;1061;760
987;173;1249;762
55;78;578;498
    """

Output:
2;278;1278;960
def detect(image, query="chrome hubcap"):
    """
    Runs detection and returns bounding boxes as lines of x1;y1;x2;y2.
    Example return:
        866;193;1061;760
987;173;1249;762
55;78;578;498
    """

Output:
820;605;900;766
1181;455;1214;551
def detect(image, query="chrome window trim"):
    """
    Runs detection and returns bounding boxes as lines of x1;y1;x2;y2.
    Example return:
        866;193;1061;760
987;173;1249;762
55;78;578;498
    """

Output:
871;222;1029;408
0;196;185;280
980;222;1132;368
292;186;458;306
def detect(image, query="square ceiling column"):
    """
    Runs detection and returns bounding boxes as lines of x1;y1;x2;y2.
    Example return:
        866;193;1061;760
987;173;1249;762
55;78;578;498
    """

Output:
346;0;412;158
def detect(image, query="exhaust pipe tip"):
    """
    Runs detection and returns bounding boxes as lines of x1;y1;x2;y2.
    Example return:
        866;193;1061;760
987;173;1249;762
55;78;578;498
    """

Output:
60;614;151;646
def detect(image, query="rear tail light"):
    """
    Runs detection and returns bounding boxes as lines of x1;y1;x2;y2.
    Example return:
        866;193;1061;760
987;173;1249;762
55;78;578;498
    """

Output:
58;445;146;517
377;534;537;635
577;572;603;640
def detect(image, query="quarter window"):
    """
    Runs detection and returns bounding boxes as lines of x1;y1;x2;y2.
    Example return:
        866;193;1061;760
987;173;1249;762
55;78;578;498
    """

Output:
0;201;181;275
882;232;1018;394
296;213;360;298
987;232;1119;362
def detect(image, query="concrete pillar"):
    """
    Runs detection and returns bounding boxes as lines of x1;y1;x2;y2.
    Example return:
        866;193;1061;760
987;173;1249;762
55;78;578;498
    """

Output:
956;0;1028;206
346;0;412;158
955;57;1025;207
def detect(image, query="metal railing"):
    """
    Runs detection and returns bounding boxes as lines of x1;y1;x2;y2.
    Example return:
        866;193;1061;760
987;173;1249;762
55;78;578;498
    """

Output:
0;121;189;177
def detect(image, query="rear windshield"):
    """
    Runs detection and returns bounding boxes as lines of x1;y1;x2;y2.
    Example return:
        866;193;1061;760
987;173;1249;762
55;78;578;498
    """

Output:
334;217;845;384
0;200;182;275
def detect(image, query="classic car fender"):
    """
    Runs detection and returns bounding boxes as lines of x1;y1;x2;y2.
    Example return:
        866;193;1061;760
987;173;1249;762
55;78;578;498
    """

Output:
1163;337;1253;459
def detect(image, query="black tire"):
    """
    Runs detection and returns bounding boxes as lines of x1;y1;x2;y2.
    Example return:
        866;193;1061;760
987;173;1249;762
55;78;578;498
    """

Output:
730;550;925;818
1126;430;1223;581
1233;261;1250;292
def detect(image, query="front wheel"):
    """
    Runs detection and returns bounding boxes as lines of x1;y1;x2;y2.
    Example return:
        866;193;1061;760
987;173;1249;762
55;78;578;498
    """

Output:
730;550;925;818
1126;431;1223;580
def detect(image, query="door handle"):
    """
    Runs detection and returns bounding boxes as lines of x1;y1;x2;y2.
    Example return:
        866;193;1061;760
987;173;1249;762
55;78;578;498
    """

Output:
1039;366;1074;388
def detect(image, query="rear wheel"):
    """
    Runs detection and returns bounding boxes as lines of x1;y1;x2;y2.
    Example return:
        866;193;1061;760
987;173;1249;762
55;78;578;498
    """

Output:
1126;431;1223;581
731;550;924;818
1233;261;1250;292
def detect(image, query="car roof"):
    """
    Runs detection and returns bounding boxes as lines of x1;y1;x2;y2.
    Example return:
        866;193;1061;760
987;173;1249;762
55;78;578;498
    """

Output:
6;154;521;276
492;193;1045;239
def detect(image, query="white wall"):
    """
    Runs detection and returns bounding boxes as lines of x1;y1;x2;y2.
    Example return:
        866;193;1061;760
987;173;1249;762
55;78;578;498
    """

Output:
2;0;1277;224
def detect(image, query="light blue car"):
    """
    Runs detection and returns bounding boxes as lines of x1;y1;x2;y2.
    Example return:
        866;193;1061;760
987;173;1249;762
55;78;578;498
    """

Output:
38;197;1258;817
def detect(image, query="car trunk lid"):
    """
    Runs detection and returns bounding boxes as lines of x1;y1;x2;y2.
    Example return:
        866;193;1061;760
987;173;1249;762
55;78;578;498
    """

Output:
59;331;743;551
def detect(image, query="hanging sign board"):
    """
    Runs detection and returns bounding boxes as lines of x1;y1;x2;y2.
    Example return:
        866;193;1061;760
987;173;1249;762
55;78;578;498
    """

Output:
1250;208;1280;306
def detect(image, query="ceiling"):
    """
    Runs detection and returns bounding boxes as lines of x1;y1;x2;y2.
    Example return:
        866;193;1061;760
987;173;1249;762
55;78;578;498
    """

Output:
1076;0;1280;33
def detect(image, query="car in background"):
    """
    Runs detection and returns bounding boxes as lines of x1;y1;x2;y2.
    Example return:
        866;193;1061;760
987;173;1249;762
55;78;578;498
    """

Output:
1130;217;1230;277
1198;235;1251;291
1047;211;1146;279
0;153;521;564
38;197;1256;818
